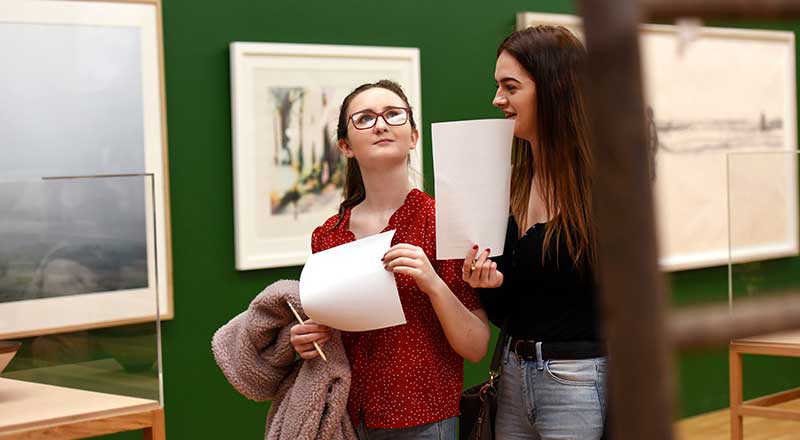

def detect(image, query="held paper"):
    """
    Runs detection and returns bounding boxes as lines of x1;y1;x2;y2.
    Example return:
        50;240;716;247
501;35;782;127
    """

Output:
299;230;406;331
432;119;514;260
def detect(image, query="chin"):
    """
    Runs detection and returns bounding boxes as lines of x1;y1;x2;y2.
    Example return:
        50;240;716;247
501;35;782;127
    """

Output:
513;127;535;143
361;151;410;167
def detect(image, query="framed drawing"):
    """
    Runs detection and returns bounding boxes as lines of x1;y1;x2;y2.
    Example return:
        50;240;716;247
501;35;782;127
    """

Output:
0;0;172;338
230;42;423;270
517;12;798;271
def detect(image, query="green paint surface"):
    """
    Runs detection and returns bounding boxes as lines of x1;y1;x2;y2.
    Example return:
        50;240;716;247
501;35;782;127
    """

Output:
67;1;800;436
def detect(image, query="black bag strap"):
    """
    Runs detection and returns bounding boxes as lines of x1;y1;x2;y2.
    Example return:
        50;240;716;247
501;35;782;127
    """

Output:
488;317;510;380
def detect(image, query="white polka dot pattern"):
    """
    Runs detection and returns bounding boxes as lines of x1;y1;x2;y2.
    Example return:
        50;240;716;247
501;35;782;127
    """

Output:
311;189;481;429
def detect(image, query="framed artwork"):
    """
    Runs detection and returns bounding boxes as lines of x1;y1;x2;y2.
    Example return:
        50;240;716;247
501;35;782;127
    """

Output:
230;42;423;270
0;0;172;338
517;12;798;271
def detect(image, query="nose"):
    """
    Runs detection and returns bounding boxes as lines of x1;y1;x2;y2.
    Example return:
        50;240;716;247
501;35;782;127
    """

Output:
492;90;507;108
373;114;389;132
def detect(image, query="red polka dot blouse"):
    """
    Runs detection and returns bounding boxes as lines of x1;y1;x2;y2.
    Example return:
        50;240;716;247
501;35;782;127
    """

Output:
311;188;482;429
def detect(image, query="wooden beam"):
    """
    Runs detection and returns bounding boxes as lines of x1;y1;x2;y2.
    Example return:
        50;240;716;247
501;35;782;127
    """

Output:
739;405;800;421
746;388;800;408
670;293;800;349
577;1;674;439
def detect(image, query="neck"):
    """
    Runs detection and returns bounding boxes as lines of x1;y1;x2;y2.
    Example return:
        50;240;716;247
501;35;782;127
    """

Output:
358;162;412;214
527;137;539;157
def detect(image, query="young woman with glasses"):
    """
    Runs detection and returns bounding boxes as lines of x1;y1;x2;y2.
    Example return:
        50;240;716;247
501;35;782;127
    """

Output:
290;80;490;440
463;26;608;439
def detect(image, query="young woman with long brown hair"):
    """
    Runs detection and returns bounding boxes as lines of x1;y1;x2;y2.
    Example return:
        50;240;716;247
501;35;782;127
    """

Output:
290;80;490;440
463;26;607;439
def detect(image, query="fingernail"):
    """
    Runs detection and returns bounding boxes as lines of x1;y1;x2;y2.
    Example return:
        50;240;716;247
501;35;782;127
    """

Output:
485;248;491;253
472;244;479;250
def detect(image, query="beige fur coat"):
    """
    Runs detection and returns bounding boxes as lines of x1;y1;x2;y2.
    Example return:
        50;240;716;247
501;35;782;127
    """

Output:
212;279;357;440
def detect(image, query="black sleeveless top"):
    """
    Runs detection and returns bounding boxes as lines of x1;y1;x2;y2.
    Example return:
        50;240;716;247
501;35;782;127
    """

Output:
479;216;603;342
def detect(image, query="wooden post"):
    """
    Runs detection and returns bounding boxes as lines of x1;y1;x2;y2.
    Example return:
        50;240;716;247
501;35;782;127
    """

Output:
576;1;675;439
729;346;744;440
143;408;166;440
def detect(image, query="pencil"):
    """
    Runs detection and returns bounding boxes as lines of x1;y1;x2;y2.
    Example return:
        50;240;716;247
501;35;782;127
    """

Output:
287;301;327;362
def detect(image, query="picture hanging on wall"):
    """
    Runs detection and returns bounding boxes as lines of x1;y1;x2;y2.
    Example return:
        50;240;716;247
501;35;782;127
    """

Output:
230;42;423;270
517;12;798;271
0;0;172;338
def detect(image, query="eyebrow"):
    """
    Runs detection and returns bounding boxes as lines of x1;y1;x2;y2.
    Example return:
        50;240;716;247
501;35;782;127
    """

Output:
351;105;406;114
496;77;522;85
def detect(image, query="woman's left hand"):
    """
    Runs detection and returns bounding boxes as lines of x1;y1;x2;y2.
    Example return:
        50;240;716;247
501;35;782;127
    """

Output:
383;243;443;295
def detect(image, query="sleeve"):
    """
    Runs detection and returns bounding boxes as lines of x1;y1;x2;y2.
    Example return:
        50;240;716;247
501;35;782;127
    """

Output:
211;281;301;402
478;286;509;328
477;250;511;328
311;226;323;254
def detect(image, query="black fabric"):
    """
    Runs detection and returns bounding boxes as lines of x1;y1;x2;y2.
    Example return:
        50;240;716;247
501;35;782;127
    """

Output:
479;216;603;343
509;338;606;360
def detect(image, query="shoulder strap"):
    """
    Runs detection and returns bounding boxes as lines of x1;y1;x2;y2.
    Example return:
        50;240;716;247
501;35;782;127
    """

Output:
488;318;510;376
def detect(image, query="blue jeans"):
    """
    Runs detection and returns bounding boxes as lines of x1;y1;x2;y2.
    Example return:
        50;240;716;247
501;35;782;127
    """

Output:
495;341;607;439
355;417;456;440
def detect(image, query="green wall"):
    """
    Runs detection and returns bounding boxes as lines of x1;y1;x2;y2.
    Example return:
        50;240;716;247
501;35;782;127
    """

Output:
107;1;800;438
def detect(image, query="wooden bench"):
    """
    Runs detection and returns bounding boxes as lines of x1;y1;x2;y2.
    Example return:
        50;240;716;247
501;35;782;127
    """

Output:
730;331;800;439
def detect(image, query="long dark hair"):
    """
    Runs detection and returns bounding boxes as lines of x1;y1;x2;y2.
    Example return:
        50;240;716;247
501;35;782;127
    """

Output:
499;26;595;269
333;80;417;227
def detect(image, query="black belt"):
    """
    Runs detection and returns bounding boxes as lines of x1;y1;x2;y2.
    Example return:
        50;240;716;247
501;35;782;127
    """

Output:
510;337;606;361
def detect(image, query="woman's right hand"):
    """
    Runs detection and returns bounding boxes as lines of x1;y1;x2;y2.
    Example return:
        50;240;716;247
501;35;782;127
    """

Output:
462;244;504;288
289;319;330;360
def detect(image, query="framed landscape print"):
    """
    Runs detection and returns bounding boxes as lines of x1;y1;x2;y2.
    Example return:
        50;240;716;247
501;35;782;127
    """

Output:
518;12;798;271
0;0;172;338
230;42;423;270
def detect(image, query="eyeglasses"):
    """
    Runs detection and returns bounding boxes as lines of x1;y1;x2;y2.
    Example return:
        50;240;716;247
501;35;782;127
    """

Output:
349;107;410;130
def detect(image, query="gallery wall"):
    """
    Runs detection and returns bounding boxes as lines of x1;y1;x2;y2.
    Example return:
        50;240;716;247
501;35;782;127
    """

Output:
99;0;800;438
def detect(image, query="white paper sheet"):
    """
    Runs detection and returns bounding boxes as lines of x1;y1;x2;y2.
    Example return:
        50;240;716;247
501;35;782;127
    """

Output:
299;230;406;331
432;119;514;260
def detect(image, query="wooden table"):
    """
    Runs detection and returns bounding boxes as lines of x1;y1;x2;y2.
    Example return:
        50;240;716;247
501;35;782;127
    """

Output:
0;378;164;439
730;331;800;440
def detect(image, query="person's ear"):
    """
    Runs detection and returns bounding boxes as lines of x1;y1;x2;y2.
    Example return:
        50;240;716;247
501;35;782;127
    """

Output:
338;138;354;158
409;128;419;150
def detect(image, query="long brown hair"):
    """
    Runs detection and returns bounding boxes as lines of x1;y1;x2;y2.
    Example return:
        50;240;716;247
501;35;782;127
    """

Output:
499;26;595;269
333;80;417;228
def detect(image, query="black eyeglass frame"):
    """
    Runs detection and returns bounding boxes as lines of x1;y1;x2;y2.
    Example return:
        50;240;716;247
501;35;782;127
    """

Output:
348;107;411;130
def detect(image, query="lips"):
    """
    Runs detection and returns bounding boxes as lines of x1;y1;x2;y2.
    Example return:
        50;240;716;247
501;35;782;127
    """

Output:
374;139;394;145
504;112;517;119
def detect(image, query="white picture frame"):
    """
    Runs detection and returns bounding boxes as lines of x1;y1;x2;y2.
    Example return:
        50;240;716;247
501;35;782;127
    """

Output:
517;12;798;271
230;42;423;270
0;0;172;338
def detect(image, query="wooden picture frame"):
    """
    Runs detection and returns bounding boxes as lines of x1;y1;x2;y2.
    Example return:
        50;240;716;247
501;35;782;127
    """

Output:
0;0;173;338
517;12;798;271
230;42;423;270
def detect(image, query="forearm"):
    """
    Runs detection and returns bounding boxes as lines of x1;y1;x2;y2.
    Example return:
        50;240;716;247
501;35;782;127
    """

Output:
426;279;490;362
